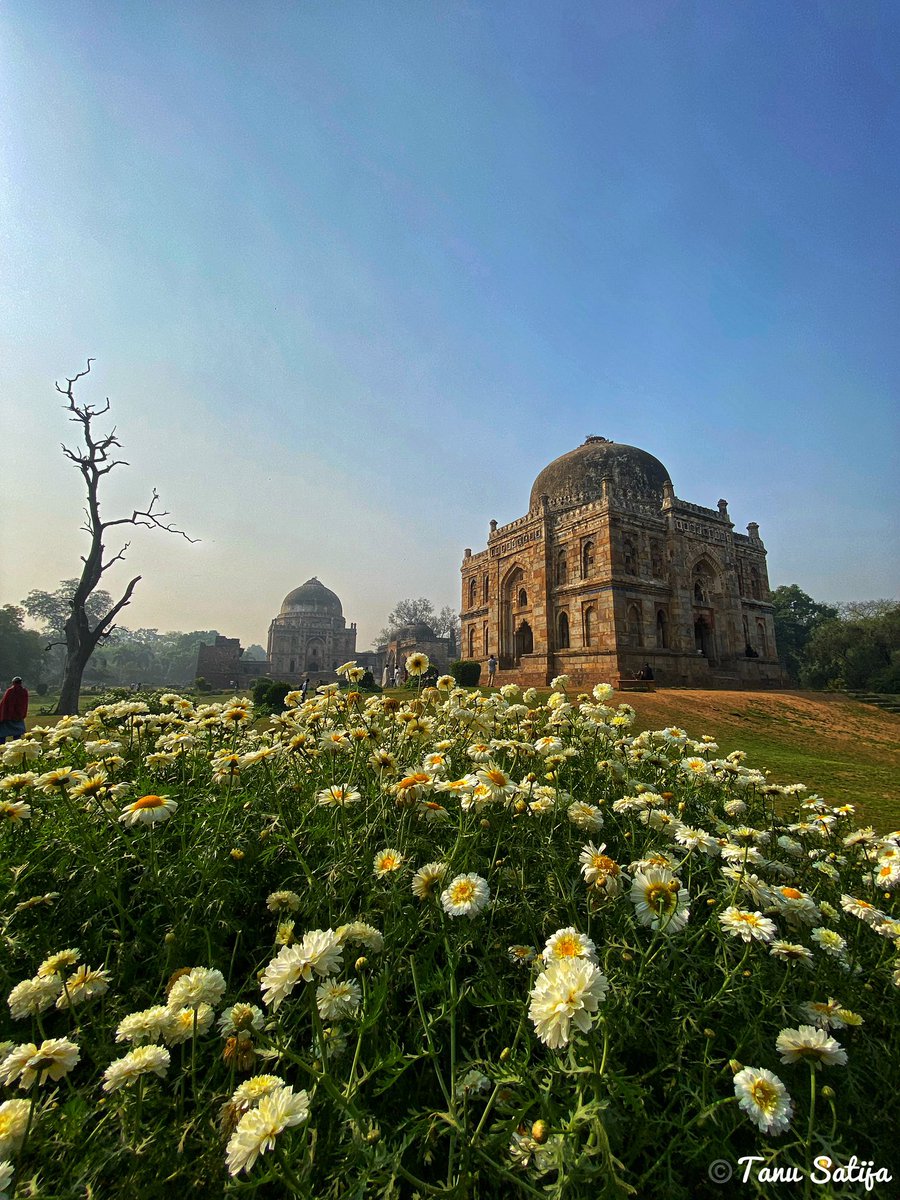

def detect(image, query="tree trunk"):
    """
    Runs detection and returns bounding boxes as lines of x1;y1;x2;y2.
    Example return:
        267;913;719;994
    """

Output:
55;645;94;715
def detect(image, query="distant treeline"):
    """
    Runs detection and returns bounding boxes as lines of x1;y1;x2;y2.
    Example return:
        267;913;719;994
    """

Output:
772;586;899;693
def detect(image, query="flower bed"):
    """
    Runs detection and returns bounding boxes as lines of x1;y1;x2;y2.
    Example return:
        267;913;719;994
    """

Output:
0;671;897;1196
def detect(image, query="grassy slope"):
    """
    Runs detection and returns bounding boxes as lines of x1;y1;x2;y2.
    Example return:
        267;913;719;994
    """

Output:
621;689;900;832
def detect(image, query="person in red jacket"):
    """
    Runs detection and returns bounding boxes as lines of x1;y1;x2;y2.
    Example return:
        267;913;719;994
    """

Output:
0;676;28;743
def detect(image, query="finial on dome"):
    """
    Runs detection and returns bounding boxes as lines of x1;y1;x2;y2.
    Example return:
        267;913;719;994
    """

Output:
583;435;611;445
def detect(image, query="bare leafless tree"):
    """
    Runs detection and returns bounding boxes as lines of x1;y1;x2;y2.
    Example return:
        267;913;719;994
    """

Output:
52;360;195;713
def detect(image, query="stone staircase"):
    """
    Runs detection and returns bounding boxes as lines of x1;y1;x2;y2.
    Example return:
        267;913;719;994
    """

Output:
845;691;900;715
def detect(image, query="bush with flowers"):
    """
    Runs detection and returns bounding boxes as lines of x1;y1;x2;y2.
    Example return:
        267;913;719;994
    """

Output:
0;660;898;1197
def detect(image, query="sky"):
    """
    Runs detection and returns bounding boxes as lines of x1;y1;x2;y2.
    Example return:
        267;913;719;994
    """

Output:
1;0;897;652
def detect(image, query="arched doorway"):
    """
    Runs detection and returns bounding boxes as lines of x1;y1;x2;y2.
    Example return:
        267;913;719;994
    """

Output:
500;566;527;666
694;616;713;659
514;621;533;664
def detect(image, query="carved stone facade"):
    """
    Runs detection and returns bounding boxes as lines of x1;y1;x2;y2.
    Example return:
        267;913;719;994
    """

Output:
267;577;357;683
461;438;785;689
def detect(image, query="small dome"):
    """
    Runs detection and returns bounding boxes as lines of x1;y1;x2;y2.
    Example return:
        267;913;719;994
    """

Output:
530;437;671;511
280;577;343;616
395;622;436;641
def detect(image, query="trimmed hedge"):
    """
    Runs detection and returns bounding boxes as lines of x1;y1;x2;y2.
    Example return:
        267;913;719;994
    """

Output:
450;659;481;686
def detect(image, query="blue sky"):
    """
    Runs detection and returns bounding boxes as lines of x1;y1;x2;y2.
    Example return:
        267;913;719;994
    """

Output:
1;1;897;650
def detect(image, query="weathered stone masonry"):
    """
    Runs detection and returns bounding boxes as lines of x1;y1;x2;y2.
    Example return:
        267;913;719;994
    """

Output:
461;437;785;690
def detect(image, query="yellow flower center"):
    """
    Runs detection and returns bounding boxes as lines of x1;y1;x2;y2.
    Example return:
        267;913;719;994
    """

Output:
485;770;507;786
780;887;803;900
451;881;475;903
646;882;678;912
749;1079;778;1111
132;794;167;810
555;936;579;957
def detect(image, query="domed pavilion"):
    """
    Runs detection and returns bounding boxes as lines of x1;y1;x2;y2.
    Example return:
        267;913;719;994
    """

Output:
461;436;783;689
267;578;357;682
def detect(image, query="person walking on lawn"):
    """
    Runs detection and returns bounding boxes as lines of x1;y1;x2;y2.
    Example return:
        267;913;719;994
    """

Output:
0;676;28;743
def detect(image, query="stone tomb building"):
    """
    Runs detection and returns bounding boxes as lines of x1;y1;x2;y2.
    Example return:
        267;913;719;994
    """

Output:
461;437;783;689
266;577;357;683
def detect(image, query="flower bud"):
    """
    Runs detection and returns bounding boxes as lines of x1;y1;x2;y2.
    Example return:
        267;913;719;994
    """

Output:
531;1120;548;1144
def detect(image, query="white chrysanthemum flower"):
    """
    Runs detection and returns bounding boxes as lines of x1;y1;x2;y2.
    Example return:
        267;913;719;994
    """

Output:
733;1066;793;1135
231;1074;285;1107
115;1006;172;1044
507;945;536;966
768;886;820;928
719;907;778;943
218;1003;266;1038
102;1045;171;1092
567;801;604;832
629;868;690;933
475;765;516;799
0;800;30;822
775;1025;848;1069
315;978;362;1020
405;653;429;677
0;1099;32;1159
373;848;404;877
316;784;361;807
37;949;80;978
260;930;343;1010
56;965;110;1009
799;999;862;1030
528;959;608;1049
7;976;63;1020
440;873;490;918
118;794;178;826
542;927;597;965
673;825;719;855
810;927;847;958
840;894;885;925
769;941;814;964
163;1004;215;1046
266;891;301;914
335;922;384;952
167;967;226;1011
0;1038;80;1090
411;862;448;900
0;1158;12;1196
225;1085;310;1175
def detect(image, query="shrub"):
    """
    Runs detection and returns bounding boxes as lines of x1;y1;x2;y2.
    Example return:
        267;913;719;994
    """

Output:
252;679;293;712
194;676;214;693
450;658;481;686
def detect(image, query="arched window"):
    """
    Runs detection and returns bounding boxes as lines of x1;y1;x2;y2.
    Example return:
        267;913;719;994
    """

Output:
468;578;477;609
651;541;664;578
557;612;570;649
556;550;568;585
482;575;489;603
627;603;643;646
693;560;715;605
749;567;761;600
756;620;768;656
743;616;751;648
584;606;595;647
582;540;595;579
289;658;295;673
656;609;668;649
483;623;489;656
468;626;475;658
623;539;637;573
518;588;528;608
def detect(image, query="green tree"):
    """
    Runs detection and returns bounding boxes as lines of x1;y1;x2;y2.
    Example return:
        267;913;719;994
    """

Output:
770;584;838;682
375;599;459;647
801;602;900;692
0;606;44;684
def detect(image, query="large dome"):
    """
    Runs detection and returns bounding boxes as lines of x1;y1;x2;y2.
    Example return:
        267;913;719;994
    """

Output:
280;577;343;616
529;437;671;511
